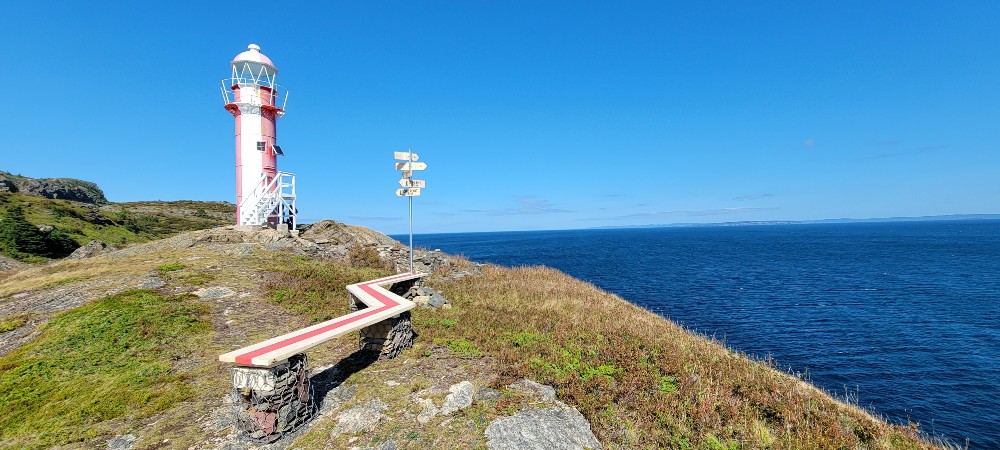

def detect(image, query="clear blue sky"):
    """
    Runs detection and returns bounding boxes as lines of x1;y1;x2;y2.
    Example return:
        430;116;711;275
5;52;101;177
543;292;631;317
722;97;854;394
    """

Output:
3;1;998;234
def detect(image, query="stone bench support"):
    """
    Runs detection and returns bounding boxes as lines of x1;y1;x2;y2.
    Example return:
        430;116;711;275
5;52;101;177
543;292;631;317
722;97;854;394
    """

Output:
230;353;313;442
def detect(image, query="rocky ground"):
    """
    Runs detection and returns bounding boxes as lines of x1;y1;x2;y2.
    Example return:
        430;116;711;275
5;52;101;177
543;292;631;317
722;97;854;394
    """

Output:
0;222;598;450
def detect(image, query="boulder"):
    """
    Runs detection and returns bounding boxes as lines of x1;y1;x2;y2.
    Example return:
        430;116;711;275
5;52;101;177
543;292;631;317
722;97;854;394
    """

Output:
414;397;438;424
510;379;557;403
439;381;475;415
106;434;136;450
485;406;602;450
415;287;451;309
68;240;117;259
474;387;502;404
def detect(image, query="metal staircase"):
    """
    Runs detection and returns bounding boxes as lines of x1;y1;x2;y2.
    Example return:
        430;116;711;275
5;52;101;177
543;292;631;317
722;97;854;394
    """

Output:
239;172;296;228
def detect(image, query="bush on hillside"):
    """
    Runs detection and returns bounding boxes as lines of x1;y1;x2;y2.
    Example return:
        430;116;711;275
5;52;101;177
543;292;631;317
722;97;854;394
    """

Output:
0;204;79;259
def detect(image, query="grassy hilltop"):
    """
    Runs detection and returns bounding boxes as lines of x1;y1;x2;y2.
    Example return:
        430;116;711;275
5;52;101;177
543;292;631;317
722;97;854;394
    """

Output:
0;223;946;449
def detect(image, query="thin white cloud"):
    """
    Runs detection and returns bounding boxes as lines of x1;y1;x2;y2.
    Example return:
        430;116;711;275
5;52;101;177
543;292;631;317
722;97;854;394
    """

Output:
856;145;947;161
593;207;780;220
460;196;572;216
734;194;774;201
345;216;402;222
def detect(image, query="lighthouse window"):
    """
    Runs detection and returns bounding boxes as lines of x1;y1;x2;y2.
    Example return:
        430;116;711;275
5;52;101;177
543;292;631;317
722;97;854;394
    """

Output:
256;141;266;152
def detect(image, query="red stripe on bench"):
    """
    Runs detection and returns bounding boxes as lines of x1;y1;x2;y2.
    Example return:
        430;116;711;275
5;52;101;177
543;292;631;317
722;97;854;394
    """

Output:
232;273;418;365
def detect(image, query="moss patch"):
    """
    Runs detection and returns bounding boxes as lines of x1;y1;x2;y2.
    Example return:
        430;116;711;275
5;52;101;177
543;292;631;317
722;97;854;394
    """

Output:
0;290;211;449
0;313;30;333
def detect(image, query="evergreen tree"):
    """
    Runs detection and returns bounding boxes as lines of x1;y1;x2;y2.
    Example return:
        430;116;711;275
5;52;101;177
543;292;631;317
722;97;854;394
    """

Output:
0;204;48;257
0;204;79;259
43;228;79;258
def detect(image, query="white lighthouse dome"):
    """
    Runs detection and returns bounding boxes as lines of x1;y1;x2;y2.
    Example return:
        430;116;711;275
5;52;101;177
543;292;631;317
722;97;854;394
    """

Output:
232;44;278;76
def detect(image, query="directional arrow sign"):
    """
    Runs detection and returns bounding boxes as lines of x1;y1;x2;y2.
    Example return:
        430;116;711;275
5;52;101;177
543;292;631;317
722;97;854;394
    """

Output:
396;187;421;197
394;151;419;161
399;178;426;188
395;162;427;171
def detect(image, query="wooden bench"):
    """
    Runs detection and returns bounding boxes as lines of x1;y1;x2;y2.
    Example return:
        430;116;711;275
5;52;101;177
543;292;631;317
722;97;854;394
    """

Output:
219;272;427;367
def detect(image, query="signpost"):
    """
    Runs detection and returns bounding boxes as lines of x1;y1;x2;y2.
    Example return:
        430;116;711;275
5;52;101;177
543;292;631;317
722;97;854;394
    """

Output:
394;151;419;161
395;149;427;272
398;178;426;188
395;187;421;196
394;162;428;171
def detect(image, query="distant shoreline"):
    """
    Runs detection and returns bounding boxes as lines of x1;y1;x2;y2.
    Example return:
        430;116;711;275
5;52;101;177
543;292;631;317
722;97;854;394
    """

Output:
389;214;1000;237
590;213;1000;230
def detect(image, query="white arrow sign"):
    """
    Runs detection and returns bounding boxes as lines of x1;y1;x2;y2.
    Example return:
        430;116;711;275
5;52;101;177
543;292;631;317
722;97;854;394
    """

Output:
399;178;426;188
395;162;427;171
394;151;419;161
396;187;421;197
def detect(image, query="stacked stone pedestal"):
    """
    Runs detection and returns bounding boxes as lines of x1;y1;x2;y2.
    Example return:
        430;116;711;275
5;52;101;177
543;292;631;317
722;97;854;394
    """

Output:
231;354;314;442
350;278;420;359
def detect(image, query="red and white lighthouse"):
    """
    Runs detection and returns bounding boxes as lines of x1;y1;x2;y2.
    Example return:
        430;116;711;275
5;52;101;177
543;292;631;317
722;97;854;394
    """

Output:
221;44;296;227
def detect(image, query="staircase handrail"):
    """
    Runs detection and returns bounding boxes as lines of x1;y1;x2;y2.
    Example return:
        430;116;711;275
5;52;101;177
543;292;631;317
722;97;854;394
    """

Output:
238;173;281;213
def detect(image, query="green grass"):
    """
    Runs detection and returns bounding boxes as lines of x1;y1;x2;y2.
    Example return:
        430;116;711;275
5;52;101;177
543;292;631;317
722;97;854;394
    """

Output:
434;337;483;357
0;290;211;449
157;262;185;273
40;276;84;289
0;192;233;258
264;257;392;322
0;313;29;333
173;272;215;286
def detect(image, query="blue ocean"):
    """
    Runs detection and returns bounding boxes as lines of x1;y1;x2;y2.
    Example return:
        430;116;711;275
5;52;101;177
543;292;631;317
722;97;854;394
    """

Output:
400;221;1000;448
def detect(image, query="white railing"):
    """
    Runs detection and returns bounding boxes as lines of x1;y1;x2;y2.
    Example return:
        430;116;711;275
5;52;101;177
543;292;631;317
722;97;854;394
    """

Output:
219;79;289;111
239;172;296;228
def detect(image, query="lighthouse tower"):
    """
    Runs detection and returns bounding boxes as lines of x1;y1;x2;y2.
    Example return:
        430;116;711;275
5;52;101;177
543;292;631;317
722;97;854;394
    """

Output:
221;44;296;227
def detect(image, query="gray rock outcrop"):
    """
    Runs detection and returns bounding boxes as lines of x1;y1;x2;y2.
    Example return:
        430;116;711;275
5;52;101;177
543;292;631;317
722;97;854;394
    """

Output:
106;434;136;450
193;286;236;299
412;286;451;309
68;240;117;259
0;176;16;193
299;220;400;248
485;406;602;450
330;399;389;436
0;254;27;271
0;171;107;204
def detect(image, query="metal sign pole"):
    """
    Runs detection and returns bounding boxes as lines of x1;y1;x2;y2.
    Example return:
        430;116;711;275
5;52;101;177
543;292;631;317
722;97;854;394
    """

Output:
408;148;414;273
394;148;426;274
